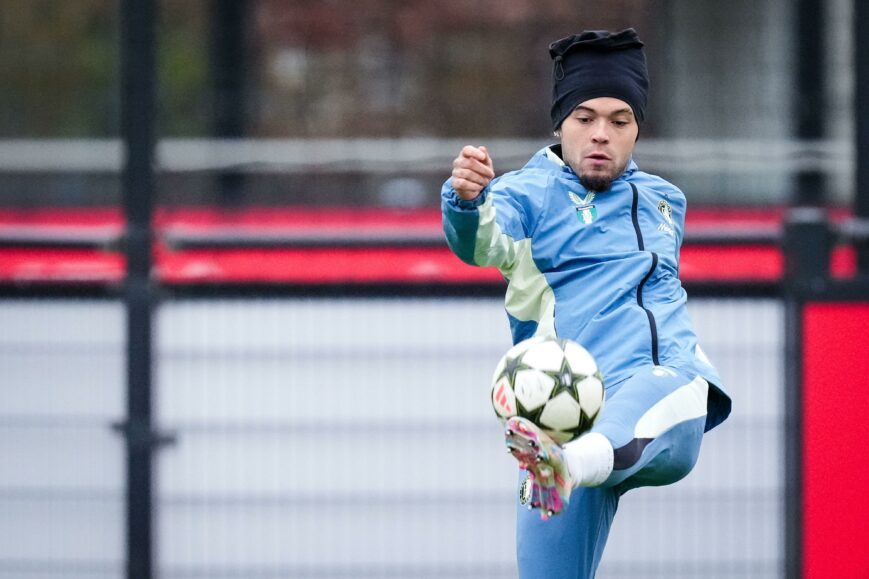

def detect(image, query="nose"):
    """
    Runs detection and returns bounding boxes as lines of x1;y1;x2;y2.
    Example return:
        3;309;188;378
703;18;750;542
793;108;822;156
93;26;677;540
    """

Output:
591;120;610;143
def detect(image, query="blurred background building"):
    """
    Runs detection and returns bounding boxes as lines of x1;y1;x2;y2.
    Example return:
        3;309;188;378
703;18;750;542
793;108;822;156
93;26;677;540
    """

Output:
0;0;855;207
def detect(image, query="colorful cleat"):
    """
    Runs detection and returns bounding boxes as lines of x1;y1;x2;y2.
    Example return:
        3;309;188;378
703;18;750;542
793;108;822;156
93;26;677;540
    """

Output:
505;416;573;520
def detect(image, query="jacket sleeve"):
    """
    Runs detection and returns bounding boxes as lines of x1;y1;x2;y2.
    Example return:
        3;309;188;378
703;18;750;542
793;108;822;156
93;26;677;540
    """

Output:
440;177;532;273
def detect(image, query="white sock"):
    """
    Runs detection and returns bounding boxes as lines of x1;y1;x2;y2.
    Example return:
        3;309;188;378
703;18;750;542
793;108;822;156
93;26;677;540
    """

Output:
563;432;614;488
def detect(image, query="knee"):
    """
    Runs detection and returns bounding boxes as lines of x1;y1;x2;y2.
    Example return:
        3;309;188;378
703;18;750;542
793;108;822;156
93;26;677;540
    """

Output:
610;417;705;490
656;436;702;485
656;417;706;484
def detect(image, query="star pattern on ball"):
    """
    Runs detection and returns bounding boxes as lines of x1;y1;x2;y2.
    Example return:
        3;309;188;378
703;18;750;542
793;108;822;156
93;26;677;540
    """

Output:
503;352;525;380
554;364;575;395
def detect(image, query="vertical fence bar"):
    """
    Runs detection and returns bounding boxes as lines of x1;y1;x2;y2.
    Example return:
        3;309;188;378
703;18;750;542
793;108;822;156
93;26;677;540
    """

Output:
794;0;825;206
856;0;869;272
209;0;249;205
121;1;157;578
783;298;803;579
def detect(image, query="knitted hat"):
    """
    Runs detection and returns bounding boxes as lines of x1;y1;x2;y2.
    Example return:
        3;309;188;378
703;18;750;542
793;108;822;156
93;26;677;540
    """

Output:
549;29;649;130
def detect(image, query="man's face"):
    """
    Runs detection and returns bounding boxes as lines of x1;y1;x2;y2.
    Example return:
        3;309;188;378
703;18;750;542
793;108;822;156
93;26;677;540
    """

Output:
558;97;639;192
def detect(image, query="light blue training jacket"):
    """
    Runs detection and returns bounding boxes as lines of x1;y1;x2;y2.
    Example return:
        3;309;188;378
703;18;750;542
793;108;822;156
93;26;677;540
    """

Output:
441;145;730;432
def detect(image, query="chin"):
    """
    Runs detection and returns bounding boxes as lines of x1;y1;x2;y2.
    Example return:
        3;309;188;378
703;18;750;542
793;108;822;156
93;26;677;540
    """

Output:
579;172;617;193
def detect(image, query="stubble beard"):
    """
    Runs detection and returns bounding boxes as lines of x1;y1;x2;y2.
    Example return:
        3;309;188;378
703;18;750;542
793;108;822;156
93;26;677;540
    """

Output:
577;160;629;193
579;173;615;193
568;152;628;193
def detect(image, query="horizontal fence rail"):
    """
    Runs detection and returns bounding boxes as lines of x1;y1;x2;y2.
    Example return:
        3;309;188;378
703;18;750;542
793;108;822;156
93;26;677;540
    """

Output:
0;138;855;175
1;207;863;292
5;214;869;251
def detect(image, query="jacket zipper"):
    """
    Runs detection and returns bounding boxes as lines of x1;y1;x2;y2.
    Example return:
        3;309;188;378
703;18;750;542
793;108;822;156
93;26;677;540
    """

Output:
630;183;660;366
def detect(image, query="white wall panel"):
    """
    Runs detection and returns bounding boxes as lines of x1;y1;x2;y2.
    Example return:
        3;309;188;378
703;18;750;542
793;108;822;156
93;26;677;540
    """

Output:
0;298;783;578
157;298;783;579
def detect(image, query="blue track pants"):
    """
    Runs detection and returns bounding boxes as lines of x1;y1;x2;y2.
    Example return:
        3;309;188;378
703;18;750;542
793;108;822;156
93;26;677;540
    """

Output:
516;365;709;579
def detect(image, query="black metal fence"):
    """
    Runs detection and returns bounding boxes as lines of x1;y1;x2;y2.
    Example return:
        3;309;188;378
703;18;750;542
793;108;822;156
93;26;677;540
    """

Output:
3;214;868;578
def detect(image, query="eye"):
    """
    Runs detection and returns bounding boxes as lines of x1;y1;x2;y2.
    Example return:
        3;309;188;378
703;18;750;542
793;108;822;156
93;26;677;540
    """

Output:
613;120;629;128
576;116;593;124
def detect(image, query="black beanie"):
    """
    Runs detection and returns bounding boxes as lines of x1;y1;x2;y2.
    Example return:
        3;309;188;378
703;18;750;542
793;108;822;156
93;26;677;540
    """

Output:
549;29;649;131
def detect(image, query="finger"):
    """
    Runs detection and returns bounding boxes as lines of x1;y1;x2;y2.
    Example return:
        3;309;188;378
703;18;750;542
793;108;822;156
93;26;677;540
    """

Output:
453;156;495;180
452;167;490;187
451;177;483;196
471;158;496;179
479;145;494;171
461;145;488;162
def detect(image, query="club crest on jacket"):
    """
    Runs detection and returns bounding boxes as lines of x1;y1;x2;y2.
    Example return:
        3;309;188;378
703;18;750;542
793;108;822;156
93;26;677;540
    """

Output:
569;191;597;225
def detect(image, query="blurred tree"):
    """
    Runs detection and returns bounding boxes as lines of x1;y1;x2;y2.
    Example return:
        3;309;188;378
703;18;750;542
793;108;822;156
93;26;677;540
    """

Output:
0;0;117;136
0;0;213;138
159;0;209;136
253;0;653;137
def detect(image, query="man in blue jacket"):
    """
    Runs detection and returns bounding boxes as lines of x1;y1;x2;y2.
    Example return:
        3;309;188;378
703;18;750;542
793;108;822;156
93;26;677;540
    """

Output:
441;29;731;578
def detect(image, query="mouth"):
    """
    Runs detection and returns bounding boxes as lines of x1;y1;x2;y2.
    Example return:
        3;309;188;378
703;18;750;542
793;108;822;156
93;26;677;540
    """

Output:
585;152;612;161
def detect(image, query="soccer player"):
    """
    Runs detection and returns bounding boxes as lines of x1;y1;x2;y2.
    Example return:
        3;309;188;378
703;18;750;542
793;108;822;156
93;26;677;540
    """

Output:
441;29;731;578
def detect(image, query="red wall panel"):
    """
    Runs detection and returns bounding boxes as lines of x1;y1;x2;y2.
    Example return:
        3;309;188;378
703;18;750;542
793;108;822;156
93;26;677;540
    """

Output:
802;303;869;578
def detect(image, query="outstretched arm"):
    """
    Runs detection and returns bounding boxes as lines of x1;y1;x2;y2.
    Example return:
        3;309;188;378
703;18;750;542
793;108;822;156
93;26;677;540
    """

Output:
441;146;531;271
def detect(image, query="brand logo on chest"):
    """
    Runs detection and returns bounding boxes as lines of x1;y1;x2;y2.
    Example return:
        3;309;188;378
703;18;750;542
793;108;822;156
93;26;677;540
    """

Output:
657;200;675;237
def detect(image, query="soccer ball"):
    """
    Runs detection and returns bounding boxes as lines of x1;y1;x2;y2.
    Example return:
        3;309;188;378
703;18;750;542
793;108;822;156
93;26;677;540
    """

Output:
490;336;605;444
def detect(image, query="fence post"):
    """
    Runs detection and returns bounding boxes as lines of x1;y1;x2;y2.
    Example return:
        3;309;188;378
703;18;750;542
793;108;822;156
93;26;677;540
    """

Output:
782;207;831;579
121;1;157;578
209;0;249;205
794;0;825;206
